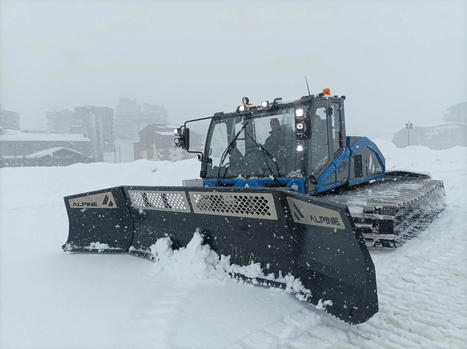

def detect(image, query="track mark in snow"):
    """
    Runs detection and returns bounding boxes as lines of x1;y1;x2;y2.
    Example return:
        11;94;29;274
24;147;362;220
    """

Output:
226;309;326;349
119;282;193;349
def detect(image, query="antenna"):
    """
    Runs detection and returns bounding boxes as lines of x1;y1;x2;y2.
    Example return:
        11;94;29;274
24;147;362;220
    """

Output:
304;76;311;96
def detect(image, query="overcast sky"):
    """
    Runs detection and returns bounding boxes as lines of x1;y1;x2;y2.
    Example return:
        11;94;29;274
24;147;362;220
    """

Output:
1;0;466;138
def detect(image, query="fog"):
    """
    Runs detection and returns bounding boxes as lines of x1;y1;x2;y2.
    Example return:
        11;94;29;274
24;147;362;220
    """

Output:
1;0;466;138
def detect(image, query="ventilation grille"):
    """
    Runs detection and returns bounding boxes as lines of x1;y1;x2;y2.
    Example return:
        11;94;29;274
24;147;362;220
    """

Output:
189;191;277;220
128;190;189;212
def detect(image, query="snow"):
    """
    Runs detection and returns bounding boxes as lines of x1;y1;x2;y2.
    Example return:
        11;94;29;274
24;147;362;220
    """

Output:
1;141;467;348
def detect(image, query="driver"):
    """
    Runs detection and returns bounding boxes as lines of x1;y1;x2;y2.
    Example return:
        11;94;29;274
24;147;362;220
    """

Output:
264;118;286;157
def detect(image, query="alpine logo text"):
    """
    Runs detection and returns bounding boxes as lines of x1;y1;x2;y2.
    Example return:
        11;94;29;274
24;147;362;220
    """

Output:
287;197;345;230
69;192;118;209
308;213;341;226
72;201;99;208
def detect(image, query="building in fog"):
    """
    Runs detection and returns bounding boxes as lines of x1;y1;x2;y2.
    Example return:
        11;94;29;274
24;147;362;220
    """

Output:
114;98;140;140
46;109;74;133
46;106;115;161
0;129;92;167
115;98;168;140
393;102;467;149
393;123;467;149
72;106;115;161
0;105;20;130
443;102;467;124
1;147;91;167
133;124;202;161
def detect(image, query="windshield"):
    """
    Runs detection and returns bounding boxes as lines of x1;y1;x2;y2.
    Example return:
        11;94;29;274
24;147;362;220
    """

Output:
204;108;303;179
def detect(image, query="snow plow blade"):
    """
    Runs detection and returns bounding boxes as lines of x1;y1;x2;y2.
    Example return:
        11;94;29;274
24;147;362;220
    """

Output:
63;186;378;324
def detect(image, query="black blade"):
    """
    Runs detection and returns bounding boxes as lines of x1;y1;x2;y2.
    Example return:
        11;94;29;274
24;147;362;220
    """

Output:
63;186;378;324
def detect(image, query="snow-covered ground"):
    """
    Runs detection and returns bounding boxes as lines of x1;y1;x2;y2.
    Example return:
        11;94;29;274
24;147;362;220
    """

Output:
1;140;466;349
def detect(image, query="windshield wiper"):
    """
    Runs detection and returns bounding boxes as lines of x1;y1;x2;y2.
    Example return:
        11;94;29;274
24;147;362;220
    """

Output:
217;120;250;184
244;129;282;186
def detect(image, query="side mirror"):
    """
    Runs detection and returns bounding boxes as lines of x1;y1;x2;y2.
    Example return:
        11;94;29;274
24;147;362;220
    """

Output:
182;128;190;150
174;127;190;150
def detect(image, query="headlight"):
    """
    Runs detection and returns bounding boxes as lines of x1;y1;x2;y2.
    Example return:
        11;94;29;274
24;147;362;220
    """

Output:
237;104;246;112
295;108;305;118
174;138;180;145
173;128;180;135
296;122;304;130
296;144;304;152
261;100;269;108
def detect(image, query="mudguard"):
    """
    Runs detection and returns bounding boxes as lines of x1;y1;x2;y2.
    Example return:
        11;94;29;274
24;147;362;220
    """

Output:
63;186;378;324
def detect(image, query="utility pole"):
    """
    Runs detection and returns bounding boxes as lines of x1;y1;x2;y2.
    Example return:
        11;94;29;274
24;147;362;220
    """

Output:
405;121;413;146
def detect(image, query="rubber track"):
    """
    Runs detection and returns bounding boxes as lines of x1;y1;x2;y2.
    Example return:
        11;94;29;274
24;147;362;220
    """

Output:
322;174;445;249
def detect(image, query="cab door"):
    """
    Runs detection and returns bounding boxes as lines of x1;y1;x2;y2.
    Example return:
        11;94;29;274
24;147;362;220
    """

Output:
308;100;336;193
328;101;349;184
310;99;348;193
309;100;331;179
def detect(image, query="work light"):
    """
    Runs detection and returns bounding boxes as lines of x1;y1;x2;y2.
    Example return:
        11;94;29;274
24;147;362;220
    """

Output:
237;105;246;113
295;108;305;118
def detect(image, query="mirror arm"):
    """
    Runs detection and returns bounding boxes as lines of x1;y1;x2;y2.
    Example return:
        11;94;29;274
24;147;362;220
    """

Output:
183;115;215;129
186;149;204;159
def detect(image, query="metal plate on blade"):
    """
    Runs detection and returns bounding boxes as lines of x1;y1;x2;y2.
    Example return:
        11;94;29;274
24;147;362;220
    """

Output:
68;192;118;209
287;196;345;230
128;190;190;212
189;191;278;220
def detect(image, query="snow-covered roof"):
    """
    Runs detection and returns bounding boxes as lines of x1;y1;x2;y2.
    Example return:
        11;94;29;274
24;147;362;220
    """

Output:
0;129;90;142
414;123;467;130
24;147;86;159
154;131;174;136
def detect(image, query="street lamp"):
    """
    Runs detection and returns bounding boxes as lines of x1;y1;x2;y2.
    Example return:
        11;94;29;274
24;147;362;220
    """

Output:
405;121;413;146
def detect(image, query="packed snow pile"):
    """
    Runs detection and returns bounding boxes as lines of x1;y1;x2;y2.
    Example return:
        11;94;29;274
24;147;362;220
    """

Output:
1;140;467;349
150;231;226;281
150;231;313;302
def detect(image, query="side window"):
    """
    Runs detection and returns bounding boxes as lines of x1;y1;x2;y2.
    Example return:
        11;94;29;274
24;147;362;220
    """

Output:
310;106;329;175
368;151;383;174
330;104;341;154
209;123;228;166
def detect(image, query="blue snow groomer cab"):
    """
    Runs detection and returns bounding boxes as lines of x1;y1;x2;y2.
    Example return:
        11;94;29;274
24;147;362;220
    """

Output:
177;90;385;195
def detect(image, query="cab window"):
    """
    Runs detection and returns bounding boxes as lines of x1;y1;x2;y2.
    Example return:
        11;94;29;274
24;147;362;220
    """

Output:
310;106;329;176
329;104;342;154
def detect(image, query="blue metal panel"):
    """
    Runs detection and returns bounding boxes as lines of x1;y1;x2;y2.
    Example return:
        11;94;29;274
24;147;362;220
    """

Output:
315;147;351;193
316;137;385;193
333;147;351;180
203;177;306;194
346;136;386;186
316;163;337;193
347;137;386;173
